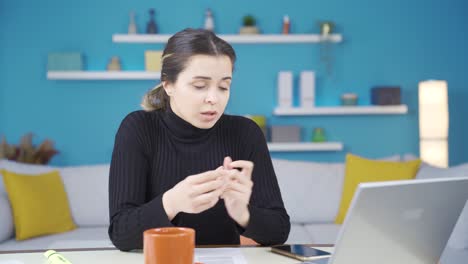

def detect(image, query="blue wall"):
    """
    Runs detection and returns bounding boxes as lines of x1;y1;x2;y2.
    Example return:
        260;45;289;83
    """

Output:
1;0;467;166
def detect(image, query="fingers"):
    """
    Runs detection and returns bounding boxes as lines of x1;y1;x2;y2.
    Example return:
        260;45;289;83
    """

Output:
224;170;252;186
225;180;252;194
192;188;223;209
221;170;253;203
180;159;254;215
223;156;232;168
228;160;254;178
187;166;225;184
191;177;224;196
193;201;217;213
222;189;250;204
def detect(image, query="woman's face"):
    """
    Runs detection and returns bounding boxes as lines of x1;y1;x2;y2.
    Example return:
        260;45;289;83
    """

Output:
164;54;232;129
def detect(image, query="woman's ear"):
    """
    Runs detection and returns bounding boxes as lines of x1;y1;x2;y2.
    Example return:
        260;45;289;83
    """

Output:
163;81;173;96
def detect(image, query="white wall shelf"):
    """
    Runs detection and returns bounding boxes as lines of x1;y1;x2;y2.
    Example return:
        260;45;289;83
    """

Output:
274;105;408;116
267;142;343;152
112;34;343;44
47;71;161;80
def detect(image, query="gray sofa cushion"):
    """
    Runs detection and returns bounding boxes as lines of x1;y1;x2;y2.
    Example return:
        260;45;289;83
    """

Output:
273;159;344;223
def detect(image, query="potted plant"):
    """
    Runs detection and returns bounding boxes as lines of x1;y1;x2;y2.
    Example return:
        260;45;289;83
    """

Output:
317;20;336;76
0;134;58;164
318;21;335;36
239;15;259;34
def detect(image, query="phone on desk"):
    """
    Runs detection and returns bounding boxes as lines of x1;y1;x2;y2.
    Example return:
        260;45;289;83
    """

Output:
271;244;331;261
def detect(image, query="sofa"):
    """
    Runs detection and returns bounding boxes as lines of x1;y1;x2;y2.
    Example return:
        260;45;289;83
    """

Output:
0;157;467;263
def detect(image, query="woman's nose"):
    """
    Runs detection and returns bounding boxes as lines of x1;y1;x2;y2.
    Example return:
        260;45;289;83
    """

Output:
205;90;218;104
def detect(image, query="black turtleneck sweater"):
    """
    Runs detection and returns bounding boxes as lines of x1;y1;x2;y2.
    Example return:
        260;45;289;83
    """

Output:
108;108;290;251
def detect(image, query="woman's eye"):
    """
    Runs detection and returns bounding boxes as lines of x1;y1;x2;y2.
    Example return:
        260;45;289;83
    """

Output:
193;85;206;89
219;86;229;91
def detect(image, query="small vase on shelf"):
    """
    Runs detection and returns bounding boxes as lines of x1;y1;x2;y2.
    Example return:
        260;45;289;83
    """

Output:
204;8;215;32
128;11;137;34
146;9;158;34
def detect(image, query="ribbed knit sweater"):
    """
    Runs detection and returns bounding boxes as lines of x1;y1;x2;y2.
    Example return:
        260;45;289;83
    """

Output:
108;107;290;251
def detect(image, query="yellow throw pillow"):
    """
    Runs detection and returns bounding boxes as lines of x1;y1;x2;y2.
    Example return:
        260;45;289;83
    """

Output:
335;154;421;224
1;169;76;240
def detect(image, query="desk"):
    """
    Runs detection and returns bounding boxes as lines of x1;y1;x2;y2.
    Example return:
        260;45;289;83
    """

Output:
0;246;334;264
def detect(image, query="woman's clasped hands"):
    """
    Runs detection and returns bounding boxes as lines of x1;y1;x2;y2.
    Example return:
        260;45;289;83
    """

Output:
162;156;254;227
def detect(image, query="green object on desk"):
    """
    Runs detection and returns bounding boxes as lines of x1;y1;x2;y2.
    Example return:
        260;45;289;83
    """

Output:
44;250;73;264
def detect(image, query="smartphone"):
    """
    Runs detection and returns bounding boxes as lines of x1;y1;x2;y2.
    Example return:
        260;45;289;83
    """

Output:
271;244;331;261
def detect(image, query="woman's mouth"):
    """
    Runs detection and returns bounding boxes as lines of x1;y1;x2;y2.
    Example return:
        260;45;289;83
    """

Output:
200;111;218;122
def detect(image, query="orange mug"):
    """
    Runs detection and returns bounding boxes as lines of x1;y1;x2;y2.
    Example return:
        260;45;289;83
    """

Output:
143;227;195;264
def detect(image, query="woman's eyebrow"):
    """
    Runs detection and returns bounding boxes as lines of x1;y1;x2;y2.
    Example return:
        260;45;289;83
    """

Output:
192;76;232;80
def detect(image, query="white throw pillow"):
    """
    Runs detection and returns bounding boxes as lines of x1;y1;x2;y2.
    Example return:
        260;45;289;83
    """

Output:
416;163;468;179
59;165;110;227
0;194;14;243
272;158;345;223
447;200;468;249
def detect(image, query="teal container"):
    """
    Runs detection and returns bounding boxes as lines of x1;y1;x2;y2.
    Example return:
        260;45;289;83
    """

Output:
47;52;83;71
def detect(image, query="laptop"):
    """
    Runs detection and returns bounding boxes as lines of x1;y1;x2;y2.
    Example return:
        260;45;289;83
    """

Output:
311;177;468;264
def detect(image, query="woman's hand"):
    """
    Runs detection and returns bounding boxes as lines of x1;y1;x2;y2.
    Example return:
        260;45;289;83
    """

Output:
222;157;254;228
162;167;226;220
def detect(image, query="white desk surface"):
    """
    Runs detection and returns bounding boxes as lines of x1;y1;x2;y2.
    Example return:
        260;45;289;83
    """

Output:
0;246;334;264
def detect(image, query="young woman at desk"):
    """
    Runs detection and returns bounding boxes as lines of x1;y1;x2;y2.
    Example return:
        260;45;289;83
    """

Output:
108;28;290;251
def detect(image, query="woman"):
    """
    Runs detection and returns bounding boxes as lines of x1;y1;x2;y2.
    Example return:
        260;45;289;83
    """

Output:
108;28;290;251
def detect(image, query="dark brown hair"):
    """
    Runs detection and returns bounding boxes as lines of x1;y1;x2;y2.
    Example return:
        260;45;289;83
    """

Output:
141;28;237;111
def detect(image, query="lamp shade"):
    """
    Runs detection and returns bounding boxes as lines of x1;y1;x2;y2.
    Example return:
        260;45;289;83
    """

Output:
418;80;449;139
420;139;448;168
418;80;449;168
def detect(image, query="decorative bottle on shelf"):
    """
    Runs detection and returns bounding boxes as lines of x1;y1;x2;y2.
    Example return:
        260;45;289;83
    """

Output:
146;9;158;34
204;9;214;32
128;11;137;34
282;15;290;34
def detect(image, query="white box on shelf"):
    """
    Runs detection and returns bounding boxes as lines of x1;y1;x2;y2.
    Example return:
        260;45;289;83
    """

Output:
278;71;293;108
300;71;315;108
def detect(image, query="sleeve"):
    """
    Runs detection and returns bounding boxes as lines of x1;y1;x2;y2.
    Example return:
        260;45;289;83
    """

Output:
108;112;173;251
239;119;291;245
